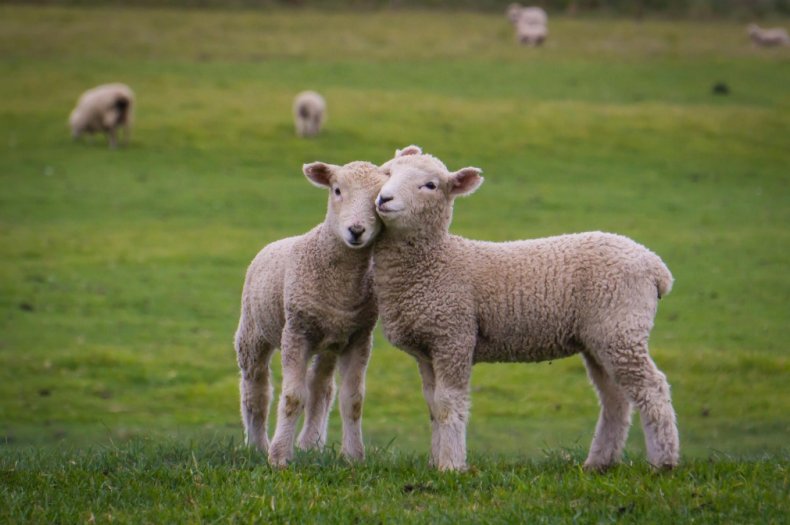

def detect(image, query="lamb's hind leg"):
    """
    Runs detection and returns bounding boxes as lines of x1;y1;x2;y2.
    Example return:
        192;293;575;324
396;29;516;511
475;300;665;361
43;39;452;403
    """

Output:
297;352;337;451
581;352;632;471
235;326;275;453
603;347;679;469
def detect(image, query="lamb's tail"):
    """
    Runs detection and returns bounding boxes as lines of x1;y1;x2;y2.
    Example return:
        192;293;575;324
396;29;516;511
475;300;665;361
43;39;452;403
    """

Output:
652;255;674;299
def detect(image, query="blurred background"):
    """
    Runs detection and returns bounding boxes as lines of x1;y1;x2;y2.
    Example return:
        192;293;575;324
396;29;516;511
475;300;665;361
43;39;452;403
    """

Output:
0;0;788;460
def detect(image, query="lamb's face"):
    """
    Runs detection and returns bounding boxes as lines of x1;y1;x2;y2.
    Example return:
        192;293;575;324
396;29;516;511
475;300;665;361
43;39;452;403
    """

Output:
304;161;386;249
376;151;483;233
376;157;450;231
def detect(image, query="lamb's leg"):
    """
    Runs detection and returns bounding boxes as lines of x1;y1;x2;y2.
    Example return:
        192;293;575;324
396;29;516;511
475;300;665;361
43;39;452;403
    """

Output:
416;359;440;467
606;348;679;469
432;350;473;471
336;335;372;462
297;352;337;451
581;352;632;471
107;128;118;149
235;325;274;453
269;331;310;467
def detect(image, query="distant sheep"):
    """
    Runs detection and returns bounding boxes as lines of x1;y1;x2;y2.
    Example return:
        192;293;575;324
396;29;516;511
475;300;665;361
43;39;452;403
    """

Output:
507;3;548;26
293;91;326;138
506;3;548;46
372;146;679;472
747;24;790;47
69;83;134;148
235;160;386;467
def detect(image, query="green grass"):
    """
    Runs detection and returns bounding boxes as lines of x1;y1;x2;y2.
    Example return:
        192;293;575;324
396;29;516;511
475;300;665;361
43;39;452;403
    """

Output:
2;439;788;524
0;4;789;521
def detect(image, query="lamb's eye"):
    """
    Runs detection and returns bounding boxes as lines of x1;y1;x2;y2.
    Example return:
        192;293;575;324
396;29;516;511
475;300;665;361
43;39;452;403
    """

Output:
422;181;437;190
333;187;341;196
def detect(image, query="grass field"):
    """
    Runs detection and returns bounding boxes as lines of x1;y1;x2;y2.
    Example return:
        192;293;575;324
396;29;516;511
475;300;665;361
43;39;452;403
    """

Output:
1;4;789;522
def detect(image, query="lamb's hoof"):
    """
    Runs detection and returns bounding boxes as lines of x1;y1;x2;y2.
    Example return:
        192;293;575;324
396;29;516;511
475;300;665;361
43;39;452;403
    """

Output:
583;459;615;473
436;462;468;472
341;449;365;464
268;449;292;469
650;460;678;472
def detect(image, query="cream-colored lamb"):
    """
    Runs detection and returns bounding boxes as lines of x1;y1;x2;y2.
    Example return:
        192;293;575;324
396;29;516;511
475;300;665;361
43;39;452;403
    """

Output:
506;3;548;26
747;23;790;47
372;146;678;472
235;160;386;467
506;3;548;46
69;83;134;148
293;90;326;138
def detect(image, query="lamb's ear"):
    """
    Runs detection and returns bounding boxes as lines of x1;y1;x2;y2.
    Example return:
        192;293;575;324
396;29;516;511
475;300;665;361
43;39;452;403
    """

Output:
395;145;422;157
449;167;484;196
303;162;336;189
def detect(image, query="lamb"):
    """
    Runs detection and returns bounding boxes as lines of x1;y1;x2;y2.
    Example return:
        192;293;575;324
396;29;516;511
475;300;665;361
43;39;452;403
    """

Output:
506;3;548;26
747;24;790;47
372;146;679;472
293;90;326;138
516;18;549;46
69;83;134;148
506;3;548;46
234;160;387;467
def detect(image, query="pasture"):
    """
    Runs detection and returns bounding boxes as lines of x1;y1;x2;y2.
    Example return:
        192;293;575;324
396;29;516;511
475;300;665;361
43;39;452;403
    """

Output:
1;4;788;522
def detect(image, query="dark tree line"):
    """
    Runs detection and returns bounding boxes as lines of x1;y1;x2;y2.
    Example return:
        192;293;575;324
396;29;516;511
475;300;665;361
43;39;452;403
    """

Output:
8;0;790;16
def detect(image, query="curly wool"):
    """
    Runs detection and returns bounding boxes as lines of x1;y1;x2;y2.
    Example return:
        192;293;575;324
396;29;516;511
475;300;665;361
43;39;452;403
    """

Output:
235;160;386;467
69;83;134;148
373;146;679;471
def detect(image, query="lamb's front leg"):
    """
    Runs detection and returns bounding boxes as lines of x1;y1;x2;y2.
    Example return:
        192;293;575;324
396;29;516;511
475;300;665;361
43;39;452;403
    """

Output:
297;352;337;451
416;359;440;466
432;348;473;471
269;330;310;468
336;334;372;462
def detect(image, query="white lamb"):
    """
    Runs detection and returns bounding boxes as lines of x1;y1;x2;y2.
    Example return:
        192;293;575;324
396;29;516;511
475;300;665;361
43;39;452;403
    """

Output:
293;90;326;138
506;3;548;46
69;83;134;148
747;23;790;47
373;146;679;472
235;160;386;467
506;3;548;26
516;19;549;46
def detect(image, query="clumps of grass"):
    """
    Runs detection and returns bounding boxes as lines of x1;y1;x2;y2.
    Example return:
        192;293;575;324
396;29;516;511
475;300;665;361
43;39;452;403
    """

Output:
1;438;787;523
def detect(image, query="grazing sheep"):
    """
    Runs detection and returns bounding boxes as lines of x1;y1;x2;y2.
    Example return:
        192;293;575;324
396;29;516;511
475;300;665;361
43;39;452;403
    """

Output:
747;24;790;47
293;90;326;138
506;3;548;46
235;160;386;467
69;83;134;148
516;18;549;46
506;3;548;26
373;146;679;472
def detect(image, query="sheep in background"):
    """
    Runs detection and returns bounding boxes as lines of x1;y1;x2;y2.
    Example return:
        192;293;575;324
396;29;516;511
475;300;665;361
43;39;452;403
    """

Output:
293;90;326;138
507;3;548;27
372;146;679;472
235;160;386;467
506;4;549;46
516;18;549;46
747;24;790;47
69;83;134;148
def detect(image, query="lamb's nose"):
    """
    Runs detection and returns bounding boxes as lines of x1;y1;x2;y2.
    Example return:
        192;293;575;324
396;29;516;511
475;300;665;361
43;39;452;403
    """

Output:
377;194;393;207
348;225;365;240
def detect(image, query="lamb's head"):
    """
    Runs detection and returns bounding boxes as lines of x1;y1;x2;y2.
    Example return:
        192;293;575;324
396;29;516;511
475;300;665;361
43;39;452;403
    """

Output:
506;3;523;23
376;146;483;235
303;160;387;249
